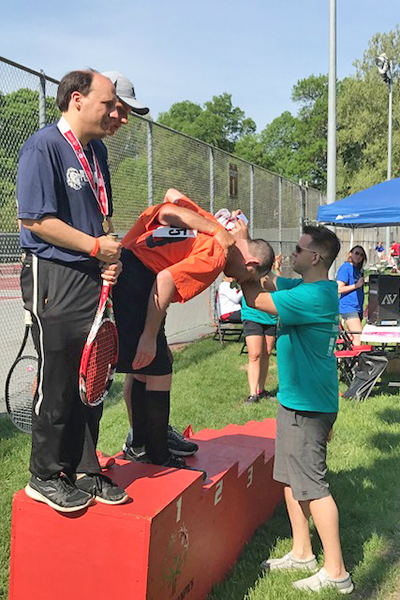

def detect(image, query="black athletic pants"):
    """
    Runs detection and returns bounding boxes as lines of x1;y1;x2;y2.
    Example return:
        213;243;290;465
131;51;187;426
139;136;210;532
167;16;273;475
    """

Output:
21;254;102;480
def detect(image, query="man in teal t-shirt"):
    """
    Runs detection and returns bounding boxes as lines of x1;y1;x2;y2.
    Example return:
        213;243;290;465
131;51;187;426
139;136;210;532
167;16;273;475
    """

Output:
242;226;353;594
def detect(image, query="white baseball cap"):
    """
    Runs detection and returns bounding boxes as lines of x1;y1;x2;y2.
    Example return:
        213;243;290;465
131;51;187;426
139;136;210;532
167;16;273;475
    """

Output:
102;70;149;115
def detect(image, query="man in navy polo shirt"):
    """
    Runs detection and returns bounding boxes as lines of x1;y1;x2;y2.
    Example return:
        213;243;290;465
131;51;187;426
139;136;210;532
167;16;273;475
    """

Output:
17;69;129;512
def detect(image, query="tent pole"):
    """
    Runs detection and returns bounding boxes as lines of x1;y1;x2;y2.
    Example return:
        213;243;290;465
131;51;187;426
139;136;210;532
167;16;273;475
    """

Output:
350;228;354;248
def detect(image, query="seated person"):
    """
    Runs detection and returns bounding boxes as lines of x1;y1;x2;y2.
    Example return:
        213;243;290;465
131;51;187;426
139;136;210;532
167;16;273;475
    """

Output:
389;240;400;271
375;242;384;263
217;276;242;323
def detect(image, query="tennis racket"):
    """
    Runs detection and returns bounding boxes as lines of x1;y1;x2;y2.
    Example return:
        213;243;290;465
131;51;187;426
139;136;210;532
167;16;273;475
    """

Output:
5;310;38;433
79;277;119;407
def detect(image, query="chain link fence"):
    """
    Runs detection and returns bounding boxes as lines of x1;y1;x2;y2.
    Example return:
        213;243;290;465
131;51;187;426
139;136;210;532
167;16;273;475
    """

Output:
6;55;383;410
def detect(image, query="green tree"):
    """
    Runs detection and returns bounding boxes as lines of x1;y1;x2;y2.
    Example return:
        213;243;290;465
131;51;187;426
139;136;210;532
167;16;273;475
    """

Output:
158;93;256;153
337;27;400;196
0;88;59;232
234;75;330;190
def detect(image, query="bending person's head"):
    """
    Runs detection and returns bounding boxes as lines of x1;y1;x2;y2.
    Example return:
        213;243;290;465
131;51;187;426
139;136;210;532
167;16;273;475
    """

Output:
224;238;275;283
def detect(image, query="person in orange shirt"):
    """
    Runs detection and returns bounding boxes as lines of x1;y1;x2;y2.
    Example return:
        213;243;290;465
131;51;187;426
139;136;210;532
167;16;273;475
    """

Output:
113;189;275;471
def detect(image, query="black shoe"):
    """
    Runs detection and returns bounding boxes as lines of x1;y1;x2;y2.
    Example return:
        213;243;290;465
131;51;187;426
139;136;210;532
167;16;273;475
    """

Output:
123;445;152;463
168;425;199;456
161;454;207;481
162;454;188;468
25;474;92;513
244;394;260;404
122;428;134;453
75;473;129;505
257;390;270;400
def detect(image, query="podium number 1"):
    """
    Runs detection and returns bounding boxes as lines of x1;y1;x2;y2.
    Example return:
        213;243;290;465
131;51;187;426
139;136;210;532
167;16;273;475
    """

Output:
176;496;182;522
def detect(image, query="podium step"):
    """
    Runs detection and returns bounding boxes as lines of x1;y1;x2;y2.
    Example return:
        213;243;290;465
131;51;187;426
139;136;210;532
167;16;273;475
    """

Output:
9;418;283;600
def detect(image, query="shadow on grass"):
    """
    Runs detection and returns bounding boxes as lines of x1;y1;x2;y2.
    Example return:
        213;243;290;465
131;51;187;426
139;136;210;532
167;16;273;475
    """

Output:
207;503;291;600
0;413;25;441
173;338;235;374
377;407;400;425
209;430;400;600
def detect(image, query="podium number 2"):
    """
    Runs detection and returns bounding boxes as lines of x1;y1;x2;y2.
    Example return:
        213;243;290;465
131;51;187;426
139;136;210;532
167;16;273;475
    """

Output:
214;480;223;505
247;465;254;488
176;496;182;522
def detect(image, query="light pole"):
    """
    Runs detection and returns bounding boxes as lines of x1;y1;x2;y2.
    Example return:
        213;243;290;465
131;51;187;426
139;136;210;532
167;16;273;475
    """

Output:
375;52;393;253
327;0;337;278
327;0;336;206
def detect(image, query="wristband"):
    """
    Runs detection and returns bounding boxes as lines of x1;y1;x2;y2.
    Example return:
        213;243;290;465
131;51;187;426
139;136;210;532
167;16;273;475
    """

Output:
90;237;100;257
211;224;224;237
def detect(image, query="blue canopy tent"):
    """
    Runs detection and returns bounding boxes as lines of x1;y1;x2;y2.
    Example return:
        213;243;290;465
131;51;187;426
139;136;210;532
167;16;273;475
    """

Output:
317;177;400;227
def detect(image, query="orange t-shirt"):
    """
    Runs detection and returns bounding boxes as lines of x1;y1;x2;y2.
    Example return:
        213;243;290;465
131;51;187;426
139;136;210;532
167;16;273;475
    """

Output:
122;190;226;303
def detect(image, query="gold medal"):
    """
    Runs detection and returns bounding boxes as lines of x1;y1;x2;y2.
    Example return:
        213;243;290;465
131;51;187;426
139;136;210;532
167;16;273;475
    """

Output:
102;218;109;234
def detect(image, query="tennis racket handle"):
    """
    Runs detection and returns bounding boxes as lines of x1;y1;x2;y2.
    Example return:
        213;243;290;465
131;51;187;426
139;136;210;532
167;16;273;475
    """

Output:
24;310;33;326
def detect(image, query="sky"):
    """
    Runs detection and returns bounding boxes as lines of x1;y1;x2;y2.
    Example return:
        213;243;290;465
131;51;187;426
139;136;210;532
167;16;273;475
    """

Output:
1;0;399;132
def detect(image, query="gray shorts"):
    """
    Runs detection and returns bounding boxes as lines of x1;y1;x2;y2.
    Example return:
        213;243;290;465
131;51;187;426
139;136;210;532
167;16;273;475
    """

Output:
273;404;337;501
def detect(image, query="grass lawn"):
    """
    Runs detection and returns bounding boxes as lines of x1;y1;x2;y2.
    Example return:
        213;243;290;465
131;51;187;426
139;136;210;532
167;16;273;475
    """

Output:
2;336;400;599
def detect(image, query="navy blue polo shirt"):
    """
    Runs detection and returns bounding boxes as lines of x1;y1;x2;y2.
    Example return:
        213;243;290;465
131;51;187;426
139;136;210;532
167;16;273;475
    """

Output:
17;123;113;264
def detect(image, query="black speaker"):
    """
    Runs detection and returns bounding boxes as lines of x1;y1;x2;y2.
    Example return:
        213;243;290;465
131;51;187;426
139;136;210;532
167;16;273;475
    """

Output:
367;274;400;326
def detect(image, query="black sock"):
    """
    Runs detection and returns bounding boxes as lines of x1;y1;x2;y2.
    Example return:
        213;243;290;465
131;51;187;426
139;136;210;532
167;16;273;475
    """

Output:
130;378;146;448
145;390;170;464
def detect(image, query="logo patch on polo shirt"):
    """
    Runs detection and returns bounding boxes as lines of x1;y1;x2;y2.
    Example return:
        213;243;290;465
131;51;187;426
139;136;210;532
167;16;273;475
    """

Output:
66;167;85;190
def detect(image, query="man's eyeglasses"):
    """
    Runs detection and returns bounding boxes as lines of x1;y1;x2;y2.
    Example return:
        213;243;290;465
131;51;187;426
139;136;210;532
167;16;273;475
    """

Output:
295;244;325;261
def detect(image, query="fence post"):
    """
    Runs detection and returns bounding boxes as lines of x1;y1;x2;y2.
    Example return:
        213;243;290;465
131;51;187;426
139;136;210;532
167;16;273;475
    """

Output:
209;146;217;326
147;121;153;207
209;146;214;215
299;181;304;236
304;185;308;222
278;176;283;256
250;164;254;238
39;70;46;128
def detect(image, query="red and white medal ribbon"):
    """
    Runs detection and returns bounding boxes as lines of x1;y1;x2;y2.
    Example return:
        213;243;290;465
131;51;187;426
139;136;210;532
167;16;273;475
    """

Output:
57;117;110;219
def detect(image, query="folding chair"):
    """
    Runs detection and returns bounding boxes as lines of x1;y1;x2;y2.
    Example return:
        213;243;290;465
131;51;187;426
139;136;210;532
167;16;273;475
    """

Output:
335;322;373;385
213;290;243;345
342;351;388;401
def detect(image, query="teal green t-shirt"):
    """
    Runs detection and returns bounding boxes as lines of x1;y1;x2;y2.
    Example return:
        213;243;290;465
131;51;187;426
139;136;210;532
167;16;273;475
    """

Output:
241;294;278;325
272;277;339;413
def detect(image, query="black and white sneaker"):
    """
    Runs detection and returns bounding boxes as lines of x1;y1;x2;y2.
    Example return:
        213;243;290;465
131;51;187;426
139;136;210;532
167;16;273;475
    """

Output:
122;428;134;453
123;445;152;463
168;425;199;456
75;473;129;505
25;474;92;513
244;394;260;404
161;454;207;480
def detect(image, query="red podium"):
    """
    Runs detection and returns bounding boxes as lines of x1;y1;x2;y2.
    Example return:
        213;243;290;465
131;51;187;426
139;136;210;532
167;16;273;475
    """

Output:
9;419;283;600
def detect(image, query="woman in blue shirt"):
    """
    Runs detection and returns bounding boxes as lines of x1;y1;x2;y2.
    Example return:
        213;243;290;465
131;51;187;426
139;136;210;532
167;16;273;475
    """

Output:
337;245;366;345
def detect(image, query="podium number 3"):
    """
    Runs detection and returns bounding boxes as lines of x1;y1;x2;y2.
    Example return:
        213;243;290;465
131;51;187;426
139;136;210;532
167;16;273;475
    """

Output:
214;480;223;505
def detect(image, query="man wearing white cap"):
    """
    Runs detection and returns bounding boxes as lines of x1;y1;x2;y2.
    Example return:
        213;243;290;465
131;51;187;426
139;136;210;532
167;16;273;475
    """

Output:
100;71;201;460
102;71;149;130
